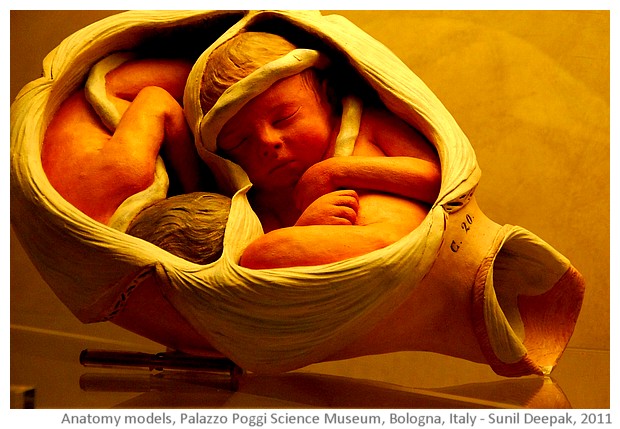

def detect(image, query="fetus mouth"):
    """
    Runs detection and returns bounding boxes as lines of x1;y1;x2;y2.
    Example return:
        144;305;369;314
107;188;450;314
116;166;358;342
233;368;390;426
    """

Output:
269;160;297;174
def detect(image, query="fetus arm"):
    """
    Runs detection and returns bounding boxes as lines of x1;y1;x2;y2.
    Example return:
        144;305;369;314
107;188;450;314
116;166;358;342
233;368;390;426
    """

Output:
105;58;193;107
295;156;441;212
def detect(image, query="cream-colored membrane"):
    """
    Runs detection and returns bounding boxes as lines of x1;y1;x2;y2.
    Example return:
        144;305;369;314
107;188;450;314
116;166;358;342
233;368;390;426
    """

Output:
484;226;570;365
84;52;134;131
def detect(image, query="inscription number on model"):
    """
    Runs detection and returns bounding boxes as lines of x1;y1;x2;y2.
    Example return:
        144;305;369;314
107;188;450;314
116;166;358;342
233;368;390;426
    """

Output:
461;214;474;233
451;213;474;253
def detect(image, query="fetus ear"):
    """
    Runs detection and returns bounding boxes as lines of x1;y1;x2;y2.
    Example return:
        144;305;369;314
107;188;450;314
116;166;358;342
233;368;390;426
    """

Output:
319;77;338;110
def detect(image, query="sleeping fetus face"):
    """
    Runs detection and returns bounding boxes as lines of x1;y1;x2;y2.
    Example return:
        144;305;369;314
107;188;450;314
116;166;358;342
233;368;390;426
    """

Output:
217;72;339;192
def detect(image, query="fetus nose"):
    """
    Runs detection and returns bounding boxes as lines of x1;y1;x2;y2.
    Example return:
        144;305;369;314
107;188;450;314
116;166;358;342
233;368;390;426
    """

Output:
257;127;283;157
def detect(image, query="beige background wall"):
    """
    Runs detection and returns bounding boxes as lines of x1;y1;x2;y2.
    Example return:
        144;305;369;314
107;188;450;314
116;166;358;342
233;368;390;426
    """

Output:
10;10;609;406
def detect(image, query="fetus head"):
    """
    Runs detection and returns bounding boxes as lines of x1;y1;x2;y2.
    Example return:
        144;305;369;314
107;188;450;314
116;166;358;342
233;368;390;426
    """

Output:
200;32;339;192
127;192;231;264
216;72;337;192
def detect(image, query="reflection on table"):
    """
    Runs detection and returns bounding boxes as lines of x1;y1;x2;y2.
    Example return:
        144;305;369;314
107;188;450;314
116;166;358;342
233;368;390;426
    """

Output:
10;325;609;409
78;368;571;409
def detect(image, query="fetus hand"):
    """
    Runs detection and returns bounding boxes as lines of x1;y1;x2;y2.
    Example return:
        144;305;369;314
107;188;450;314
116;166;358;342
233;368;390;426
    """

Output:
294;158;341;212
295;190;359;226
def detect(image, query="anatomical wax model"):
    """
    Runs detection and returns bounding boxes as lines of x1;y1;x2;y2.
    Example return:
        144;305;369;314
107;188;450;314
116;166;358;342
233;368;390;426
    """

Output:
10;10;584;376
